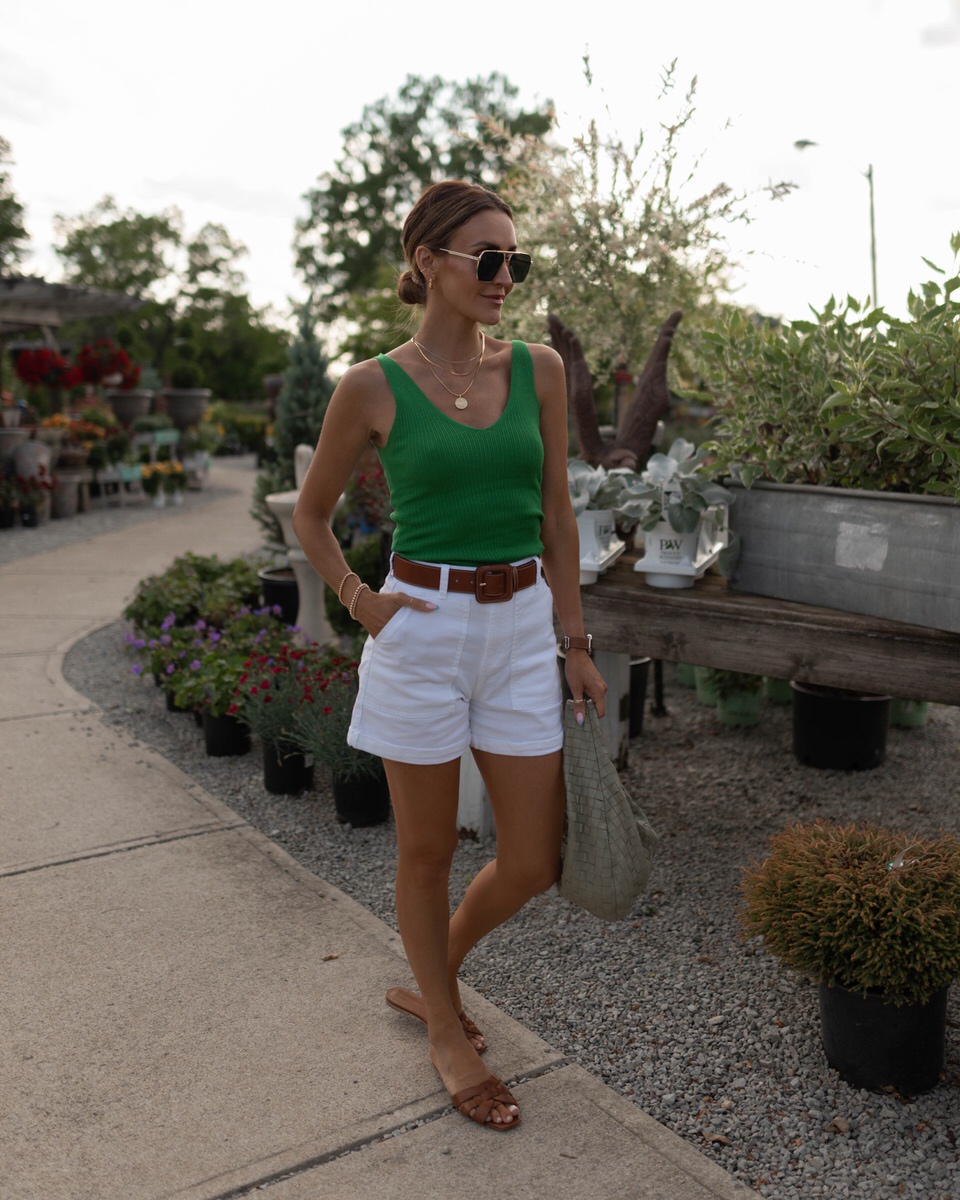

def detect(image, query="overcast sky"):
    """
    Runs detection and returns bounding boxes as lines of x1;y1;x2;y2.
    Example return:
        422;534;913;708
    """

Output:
3;0;960;338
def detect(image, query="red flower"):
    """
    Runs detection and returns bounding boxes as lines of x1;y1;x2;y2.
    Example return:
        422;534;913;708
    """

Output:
77;339;132;384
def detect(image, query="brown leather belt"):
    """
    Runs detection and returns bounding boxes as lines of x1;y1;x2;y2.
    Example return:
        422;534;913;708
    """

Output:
392;555;539;603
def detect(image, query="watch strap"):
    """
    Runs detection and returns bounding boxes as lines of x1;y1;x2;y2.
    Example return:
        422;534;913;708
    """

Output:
562;634;593;654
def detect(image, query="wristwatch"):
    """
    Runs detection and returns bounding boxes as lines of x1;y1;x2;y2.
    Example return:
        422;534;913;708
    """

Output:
562;634;593;655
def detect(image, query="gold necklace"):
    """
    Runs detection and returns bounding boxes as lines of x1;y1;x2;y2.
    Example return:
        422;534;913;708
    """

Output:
412;333;485;410
410;335;483;374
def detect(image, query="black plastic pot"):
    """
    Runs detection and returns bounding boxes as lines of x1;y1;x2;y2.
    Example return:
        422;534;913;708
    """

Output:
202;711;251;758
258;565;299;626
629;658;651;737
819;982;948;1094
792;682;891;770
333;768;391;827
263;740;314;795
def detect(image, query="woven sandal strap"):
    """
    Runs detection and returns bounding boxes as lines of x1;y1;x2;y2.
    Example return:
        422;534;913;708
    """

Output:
451;1077;517;1123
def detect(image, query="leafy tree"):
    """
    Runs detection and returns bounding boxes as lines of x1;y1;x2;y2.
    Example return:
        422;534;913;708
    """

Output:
53;197;287;398
294;73;553;360
0;137;29;271
54;195;183;295
501;62;795;389
252;305;334;548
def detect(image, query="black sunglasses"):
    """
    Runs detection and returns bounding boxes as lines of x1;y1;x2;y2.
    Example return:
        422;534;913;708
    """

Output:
435;247;532;283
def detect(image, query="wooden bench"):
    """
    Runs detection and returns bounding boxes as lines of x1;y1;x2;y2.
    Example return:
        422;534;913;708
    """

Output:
578;556;960;706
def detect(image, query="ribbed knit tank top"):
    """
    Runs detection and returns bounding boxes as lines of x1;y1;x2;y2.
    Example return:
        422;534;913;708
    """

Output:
375;340;544;566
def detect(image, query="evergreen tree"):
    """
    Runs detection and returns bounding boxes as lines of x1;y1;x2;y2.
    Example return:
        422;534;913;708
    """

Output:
252;306;334;549
0;137;29;271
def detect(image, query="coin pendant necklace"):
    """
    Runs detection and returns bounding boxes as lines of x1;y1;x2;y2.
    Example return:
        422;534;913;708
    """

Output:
411;332;485;410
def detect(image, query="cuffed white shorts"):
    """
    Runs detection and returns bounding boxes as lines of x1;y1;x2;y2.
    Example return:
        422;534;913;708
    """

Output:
347;558;564;765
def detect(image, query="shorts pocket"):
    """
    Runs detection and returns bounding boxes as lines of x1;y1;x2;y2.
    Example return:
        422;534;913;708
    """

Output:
373;604;410;645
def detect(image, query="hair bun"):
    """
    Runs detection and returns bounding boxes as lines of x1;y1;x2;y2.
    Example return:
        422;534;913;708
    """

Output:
397;268;426;306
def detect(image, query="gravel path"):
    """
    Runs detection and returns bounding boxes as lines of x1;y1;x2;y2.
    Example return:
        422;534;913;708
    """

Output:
62;614;960;1200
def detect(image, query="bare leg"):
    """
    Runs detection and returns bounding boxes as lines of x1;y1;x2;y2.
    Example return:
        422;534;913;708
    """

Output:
447;749;565;1007
384;756;519;1127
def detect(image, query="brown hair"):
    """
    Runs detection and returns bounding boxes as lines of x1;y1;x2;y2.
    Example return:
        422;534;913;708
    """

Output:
397;180;514;306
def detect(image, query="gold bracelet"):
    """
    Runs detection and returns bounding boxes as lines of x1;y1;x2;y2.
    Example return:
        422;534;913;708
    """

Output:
337;570;360;605
348;582;370;621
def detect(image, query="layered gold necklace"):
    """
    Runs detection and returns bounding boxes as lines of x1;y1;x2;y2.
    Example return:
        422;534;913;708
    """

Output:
411;333;485;410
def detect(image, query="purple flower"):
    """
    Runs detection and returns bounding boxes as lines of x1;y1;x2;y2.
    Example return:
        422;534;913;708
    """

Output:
131;664;143;676
165;663;175;675
161;612;176;632
189;659;201;670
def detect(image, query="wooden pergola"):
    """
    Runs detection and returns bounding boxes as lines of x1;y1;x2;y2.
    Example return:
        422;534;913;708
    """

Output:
0;274;142;345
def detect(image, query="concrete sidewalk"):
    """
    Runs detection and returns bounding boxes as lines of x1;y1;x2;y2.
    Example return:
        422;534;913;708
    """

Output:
2;458;757;1200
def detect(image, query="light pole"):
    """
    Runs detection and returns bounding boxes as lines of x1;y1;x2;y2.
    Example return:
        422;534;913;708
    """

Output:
794;141;878;305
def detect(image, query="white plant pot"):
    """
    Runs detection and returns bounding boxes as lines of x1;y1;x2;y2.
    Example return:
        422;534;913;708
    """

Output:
633;504;729;588
576;509;626;585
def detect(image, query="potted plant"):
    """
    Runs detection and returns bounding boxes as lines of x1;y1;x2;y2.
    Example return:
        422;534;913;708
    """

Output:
741;820;960;1093
229;643;326;795
703;668;763;727
161;363;213;431
0;473;19;527
791;682;892;771
567;459;626;585
122;552;261;635
83;338;151;426
140;462;165;506
701;245;960;633
162;460;187;504
15;467;54;525
14;345;82;415
292;659;390;826
587;439;735;588
180;425;217;488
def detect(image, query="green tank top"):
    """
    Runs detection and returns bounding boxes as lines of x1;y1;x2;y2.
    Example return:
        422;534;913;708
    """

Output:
375;340;544;566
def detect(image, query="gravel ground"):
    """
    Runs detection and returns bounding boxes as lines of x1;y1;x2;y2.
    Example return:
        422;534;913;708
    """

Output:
61;612;960;1200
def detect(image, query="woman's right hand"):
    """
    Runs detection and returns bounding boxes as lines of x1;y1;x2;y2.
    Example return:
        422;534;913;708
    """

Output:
354;587;437;639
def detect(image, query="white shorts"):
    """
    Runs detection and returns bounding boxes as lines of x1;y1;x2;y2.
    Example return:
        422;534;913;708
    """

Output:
348;558;564;765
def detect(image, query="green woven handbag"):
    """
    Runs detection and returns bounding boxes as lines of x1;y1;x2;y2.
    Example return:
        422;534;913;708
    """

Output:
558;699;658;921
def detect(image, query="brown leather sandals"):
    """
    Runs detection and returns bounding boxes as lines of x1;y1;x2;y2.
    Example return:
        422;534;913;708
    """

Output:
385;986;488;1055
450;1075;521;1131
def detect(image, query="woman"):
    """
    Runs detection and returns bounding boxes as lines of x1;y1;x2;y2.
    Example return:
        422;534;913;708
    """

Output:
292;180;607;1132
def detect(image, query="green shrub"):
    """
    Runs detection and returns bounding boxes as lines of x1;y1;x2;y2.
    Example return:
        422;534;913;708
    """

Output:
740;820;960;1006
123;553;260;634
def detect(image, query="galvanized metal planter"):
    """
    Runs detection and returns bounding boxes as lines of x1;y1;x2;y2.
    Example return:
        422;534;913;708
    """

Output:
727;482;960;634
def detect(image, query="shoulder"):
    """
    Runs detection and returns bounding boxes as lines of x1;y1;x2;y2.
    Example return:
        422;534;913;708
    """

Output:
521;341;566;398
329;356;391;407
524;341;562;370
337;356;389;390
325;356;395;441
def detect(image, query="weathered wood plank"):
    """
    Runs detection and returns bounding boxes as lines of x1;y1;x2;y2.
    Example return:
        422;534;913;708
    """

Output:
578;558;960;705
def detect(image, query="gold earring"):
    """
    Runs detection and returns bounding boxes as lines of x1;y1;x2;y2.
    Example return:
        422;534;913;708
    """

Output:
428;276;434;291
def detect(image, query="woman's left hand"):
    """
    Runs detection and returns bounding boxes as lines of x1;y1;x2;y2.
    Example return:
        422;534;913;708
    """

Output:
564;652;608;725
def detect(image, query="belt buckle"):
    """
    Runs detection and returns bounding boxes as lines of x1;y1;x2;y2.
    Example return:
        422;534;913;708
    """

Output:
475;564;516;603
